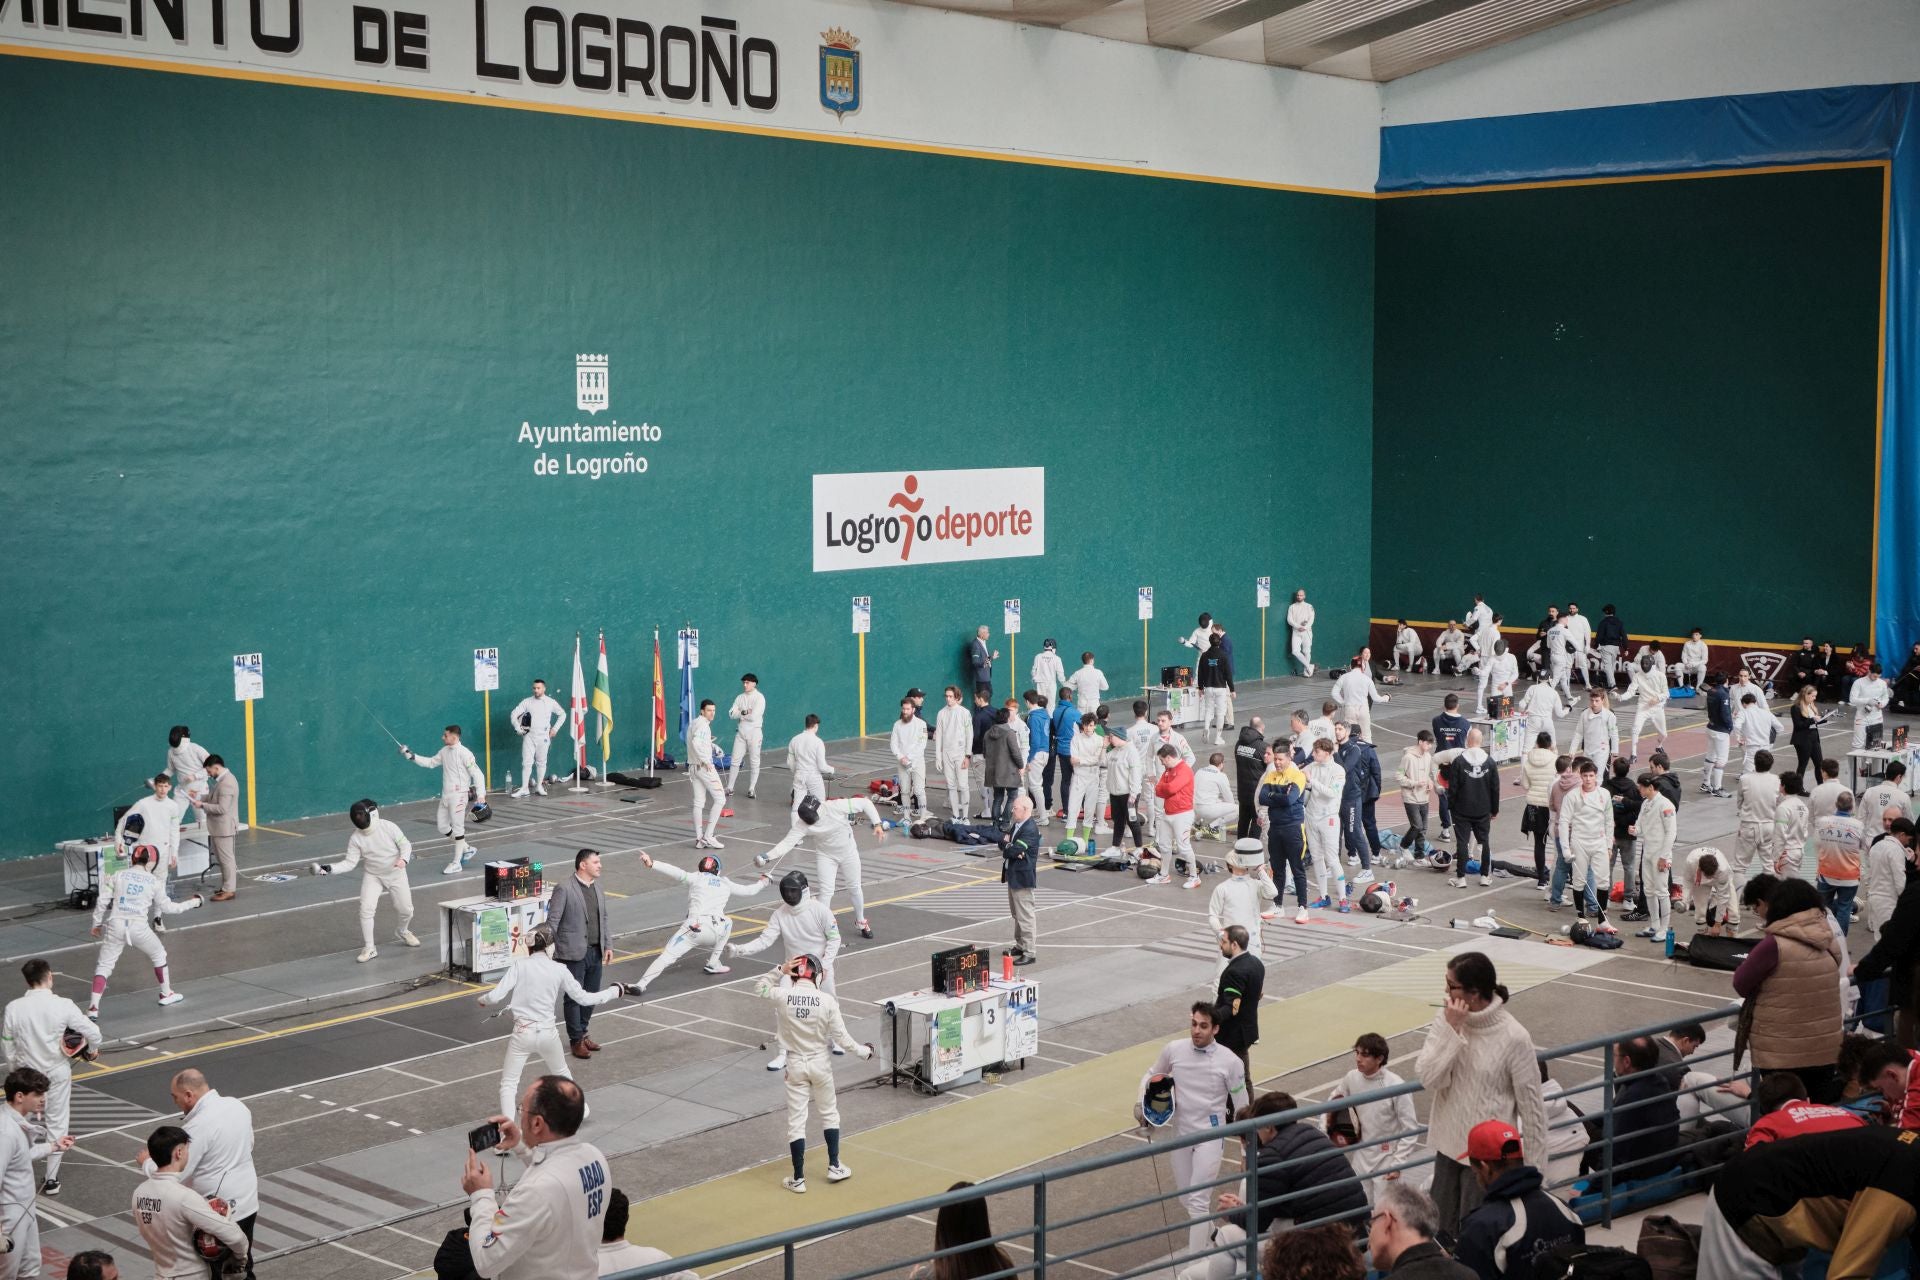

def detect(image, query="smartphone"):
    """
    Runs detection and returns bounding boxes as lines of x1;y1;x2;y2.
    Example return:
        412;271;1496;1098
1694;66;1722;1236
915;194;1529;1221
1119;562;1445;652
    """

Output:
467;1121;502;1153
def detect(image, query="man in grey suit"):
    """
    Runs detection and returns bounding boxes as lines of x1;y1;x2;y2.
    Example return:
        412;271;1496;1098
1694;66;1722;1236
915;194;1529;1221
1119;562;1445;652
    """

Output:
543;849;612;1058
200;755;241;902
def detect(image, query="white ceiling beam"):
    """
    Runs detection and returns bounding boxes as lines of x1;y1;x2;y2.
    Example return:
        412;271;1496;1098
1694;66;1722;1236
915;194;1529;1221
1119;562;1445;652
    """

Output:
1263;0;1490;67
1144;0;1318;50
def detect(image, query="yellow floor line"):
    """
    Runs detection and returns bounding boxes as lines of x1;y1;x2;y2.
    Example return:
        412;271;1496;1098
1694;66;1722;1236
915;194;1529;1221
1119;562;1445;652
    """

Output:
246;824;304;836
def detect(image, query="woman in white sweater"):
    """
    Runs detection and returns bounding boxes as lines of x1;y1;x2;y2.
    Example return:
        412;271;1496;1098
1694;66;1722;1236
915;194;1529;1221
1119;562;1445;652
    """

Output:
1415;951;1548;1235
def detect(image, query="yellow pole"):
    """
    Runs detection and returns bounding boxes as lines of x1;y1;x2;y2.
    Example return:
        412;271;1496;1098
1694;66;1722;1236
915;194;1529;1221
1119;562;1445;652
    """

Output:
1010;632;1016;696
858;632;867;739
483;689;492;789
1142;619;1149;694
243;698;257;829
1261;607;1267;681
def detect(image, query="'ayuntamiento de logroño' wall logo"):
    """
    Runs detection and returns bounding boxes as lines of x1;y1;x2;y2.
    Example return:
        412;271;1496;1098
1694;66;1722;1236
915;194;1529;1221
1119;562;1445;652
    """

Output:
514;352;663;480
813;468;1045;572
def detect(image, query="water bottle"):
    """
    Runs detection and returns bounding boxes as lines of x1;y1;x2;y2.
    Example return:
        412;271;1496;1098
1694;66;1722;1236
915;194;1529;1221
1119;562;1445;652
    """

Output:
503;769;513;793
1664;926;1675;958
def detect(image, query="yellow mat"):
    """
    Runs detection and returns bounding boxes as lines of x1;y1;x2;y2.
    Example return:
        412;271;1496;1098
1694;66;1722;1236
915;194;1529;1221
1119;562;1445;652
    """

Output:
636;981;1439;1266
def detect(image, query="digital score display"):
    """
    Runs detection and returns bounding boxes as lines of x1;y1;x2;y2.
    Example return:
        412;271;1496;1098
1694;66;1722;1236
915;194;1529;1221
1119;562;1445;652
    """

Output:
931;944;989;995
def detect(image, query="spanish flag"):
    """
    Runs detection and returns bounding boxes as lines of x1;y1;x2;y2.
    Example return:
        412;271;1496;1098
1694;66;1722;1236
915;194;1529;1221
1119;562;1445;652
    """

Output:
651;634;668;759
591;631;613;761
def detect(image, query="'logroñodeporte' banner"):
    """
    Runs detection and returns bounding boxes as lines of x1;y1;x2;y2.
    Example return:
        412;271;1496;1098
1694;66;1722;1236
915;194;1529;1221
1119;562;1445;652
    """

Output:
813;468;1044;572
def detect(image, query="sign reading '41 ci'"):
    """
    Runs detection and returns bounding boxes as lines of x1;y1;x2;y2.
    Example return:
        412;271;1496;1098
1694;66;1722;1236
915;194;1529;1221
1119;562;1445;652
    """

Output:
232;653;264;702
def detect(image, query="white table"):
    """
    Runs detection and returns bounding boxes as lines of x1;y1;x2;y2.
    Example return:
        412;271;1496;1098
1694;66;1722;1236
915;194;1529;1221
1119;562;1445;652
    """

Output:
1145;685;1204;728
53;832;209;908
883;977;1039;1093
1469;716;1528;764
1848;747;1920;795
439;888;552;980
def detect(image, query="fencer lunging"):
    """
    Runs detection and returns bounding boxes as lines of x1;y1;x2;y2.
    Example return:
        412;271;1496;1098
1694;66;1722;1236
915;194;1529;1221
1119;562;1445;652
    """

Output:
313;798;417;961
89;845;202;1015
727;673;767;798
732;870;844;1070
687;699;727;848
758;794;884;939
631;852;767;991
478;924;630;1120
508;679;564;797
756;955;872;1194
400;725;486;875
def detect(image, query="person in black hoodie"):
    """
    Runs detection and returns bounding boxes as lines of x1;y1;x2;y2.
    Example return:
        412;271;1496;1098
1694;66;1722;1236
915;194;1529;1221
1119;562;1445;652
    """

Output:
1226;1091;1370;1233
1234;720;1267;839
1455;1121;1583;1280
1604;758;1643;921
1595;606;1629;691
1443;730;1500;887
1703;672;1733;798
1431;696;1473;844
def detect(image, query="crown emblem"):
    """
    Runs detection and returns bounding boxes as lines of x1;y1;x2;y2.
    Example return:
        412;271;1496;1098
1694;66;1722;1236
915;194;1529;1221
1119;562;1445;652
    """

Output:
822;27;858;49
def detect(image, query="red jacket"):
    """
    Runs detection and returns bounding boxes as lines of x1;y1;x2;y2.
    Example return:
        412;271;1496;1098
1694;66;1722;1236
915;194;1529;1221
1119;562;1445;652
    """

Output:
1155;761;1195;815
1744;1102;1866;1149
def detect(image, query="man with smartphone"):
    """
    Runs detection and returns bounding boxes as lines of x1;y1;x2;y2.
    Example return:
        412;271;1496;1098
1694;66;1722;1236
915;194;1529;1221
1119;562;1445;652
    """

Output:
462;1075;608;1280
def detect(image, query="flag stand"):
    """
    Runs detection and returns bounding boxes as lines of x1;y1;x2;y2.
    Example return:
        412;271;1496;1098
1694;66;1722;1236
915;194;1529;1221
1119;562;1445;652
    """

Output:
650;627;662;778
594;629;615;788
568;631;589;793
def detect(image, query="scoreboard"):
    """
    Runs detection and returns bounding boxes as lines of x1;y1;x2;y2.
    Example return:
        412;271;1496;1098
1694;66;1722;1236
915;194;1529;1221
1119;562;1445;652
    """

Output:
930;944;988;995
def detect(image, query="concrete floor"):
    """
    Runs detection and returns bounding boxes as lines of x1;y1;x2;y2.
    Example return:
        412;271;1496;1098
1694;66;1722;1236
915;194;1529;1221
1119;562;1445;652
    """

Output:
1;669;1884;1278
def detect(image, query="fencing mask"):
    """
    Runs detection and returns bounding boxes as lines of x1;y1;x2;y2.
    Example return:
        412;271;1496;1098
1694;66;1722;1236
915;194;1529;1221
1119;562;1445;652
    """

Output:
1230;837;1266;870
168;725;190;749
791;953;823;983
797;795;822;826
349;799;376;831
129;844;160;870
528;924;555;953
1138;1073;1176;1128
779;871;807;907
697;854;720;875
469;800;493;823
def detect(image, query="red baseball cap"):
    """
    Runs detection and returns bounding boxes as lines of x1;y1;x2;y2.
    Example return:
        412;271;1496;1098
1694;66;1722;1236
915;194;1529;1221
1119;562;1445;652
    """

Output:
1461;1120;1523;1162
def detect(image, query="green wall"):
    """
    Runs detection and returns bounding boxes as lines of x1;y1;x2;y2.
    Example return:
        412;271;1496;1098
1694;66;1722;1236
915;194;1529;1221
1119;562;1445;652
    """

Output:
1373;166;1884;641
0;59;1375;856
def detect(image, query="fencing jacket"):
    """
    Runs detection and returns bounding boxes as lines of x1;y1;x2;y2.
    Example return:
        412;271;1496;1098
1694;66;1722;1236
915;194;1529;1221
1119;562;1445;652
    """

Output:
1626;665;1670;708
1332;668;1383;710
1303;760;1345;822
166;740;210;789
687;717;719;771
1557;787;1611;853
1286;601;1315;633
765;796;881;865
1852;677;1892;726
1394;626;1423;656
889;715;929;765
468;1137;610;1280
412;742;483;796
509;695;565;741
1208;874;1276;937
1737;773;1783;828
327;817;412;876
1487;652;1519;696
727;690;767;735
482;953;621;1028
1436;630;1469;668
0;1107;46;1249
649;859;765;927
1638;795;1677;866
1193;765;1234;810
1149;1038;1248;1138
1063;665;1109;714
753;974;865;1059
731;891;841;965
1544;623;1570;666
787;730;834;794
1572;708;1619;762
139;1090;259;1221
935;704;973;761
1031;649;1067;695
116;794;189;866
1564;614;1593;651
134;1169;250;1280
1071;730;1106;773
1681;639;1710;670
1519;684;1566;725
94;867;196;928
2;987;100;1076
1734;703;1778;750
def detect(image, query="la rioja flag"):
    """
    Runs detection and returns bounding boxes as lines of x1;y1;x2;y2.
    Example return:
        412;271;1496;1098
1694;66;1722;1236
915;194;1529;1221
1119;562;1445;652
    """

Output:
570;633;588;774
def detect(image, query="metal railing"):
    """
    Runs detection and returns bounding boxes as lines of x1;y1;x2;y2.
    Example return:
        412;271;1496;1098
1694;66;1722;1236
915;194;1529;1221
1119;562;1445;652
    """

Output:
608;999;1832;1280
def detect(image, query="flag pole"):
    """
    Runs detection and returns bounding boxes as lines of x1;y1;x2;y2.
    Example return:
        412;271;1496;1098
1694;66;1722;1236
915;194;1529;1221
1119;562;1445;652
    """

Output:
596;629;615;787
569;630;588;793
650;627;660;778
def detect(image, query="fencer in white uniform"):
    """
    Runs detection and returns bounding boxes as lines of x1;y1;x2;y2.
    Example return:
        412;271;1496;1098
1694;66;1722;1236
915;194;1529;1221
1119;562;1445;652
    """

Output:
1065;718;1108;837
1303;743;1347;910
1030;641;1067;709
1477;640;1518;717
1545;619;1574;698
755;956;872;1194
1286;591;1315;676
632;853;766;990
758;795;883;939
90;846;202;1015
1061;655;1110;716
726;674;767;798
1392;623;1423;672
732;870;844;1069
508;679;565;798
115;777;189;928
1562;605;1594;687
0;1071;68;1280
400;726;485;875
313;799;417;961
1;961;98;1193
889;700;931;821
1623;654;1671;758
787;716;835;816
1518;680;1568;749
1331;661;1386;744
1207;842;1276;971
164;725;211;813
1145;1006;1249;1255
934;687;974;822
479;925;630;1120
1191;755;1237;836
1679;632;1710;691
687;700;727;849
1851;665;1892;750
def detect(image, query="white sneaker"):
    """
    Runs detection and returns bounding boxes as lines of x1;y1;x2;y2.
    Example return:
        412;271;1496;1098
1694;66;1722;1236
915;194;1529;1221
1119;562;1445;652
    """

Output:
1351;869;1376;886
397;930;421;947
704;963;731;975
536;785;548;796
766;1051;787;1071
706;837;725;849
1149;874;1171;885
1448;877;1466;888
1183;876;1201;890
357;947;377;962
1346;855;1360;868
156;992;184;1007
85;1004;100;1020
1479;876;1492;887
1294;908;1310;924
826;1164;852;1182
511;788;529;799
783;1176;807;1194
1260;910;1277;921
442;861;462;875
1541;883;1552;900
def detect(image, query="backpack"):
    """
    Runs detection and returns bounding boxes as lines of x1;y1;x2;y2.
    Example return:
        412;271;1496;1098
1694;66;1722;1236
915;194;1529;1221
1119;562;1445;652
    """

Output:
1637;1214;1700;1280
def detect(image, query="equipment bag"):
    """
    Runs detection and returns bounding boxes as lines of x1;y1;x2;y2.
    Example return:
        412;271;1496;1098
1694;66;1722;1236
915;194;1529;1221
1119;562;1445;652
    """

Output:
1636;1215;1700;1280
1543;1243;1653;1280
1684;935;1753;971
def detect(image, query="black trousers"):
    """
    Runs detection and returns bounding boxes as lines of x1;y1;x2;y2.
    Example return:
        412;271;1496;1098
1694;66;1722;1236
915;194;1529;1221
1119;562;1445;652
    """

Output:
564;951;602;1042
240;1212;258;1280
1458;814;1492;866
1237;795;1259;839
1110;793;1143;848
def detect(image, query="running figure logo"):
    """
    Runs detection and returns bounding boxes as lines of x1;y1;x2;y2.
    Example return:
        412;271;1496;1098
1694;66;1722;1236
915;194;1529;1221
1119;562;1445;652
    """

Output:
888;475;924;562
